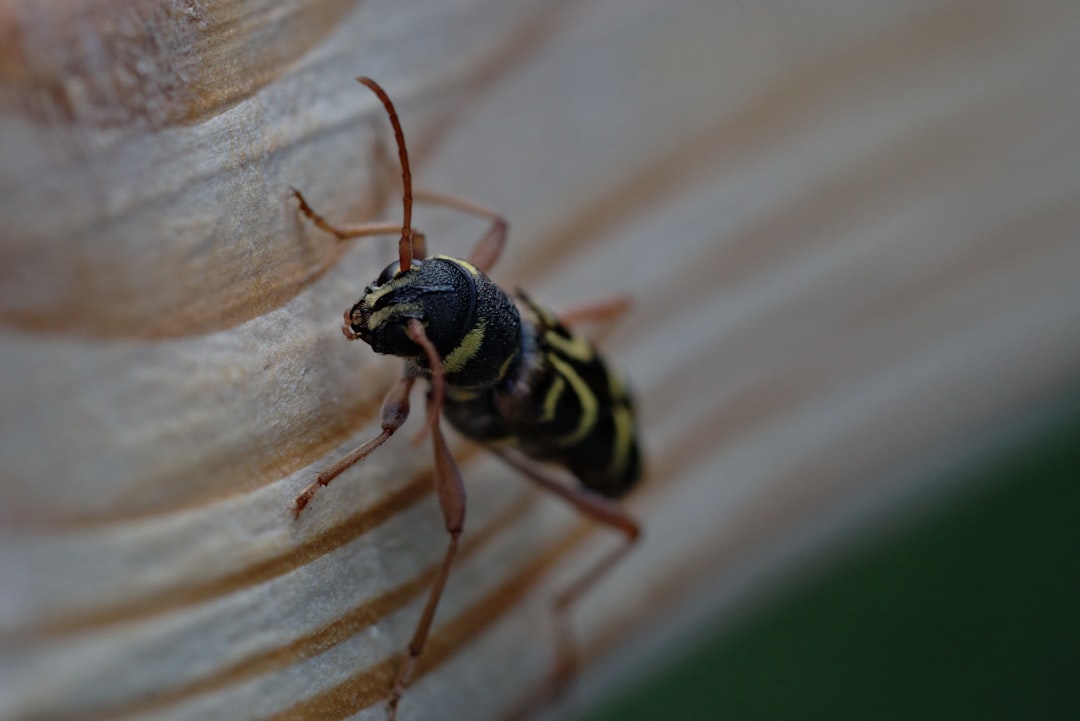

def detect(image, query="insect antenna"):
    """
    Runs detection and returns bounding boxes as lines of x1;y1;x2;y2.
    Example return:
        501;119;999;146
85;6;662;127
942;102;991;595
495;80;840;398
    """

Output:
357;76;414;272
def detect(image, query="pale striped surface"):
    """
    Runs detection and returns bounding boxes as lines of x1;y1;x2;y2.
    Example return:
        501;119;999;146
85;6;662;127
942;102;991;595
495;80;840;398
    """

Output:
1;1;1079;720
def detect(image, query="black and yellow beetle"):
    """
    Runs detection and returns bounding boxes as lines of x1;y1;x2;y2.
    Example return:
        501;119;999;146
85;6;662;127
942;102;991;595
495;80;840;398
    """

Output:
291;77;641;720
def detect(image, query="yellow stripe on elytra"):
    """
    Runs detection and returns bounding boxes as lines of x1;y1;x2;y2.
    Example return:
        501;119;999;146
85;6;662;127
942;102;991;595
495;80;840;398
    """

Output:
495;349;517;382
367;302;421;331
485;434;518;448
540;374;566;423
607;367;630;403
544;329;594;363
548;354;598;447
447;386;481;402
443;319;486;373
608;405;634;480
530;301;558;327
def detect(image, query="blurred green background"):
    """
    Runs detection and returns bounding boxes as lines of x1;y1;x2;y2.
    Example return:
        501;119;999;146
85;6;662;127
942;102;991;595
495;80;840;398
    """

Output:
582;408;1080;721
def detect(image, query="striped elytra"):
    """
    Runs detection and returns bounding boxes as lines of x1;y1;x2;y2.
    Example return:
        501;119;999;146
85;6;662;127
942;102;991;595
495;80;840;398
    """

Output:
438;288;642;499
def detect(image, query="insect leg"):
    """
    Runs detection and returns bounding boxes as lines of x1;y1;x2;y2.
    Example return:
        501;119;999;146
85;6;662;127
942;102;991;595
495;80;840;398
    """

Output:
411;189;508;273
493;450;640;695
557;295;632;327
557;295;633;346
406;318;445;443
291;187;421;242
387;413;466;721
292;374;415;519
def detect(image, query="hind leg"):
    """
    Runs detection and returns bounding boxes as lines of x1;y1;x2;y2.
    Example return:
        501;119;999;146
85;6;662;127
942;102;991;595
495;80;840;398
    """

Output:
557;296;631;326
493;450;640;698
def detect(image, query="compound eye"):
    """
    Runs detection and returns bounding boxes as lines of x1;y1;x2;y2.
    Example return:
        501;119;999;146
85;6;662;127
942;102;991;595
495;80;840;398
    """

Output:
382;322;420;356
375;258;422;286
375;261;400;286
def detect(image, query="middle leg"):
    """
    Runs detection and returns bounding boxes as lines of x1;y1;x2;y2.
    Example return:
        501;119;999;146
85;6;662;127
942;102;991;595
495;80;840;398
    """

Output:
411;189;508;273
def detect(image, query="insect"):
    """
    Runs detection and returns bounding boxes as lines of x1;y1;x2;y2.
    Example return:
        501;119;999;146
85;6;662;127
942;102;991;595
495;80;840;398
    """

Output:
291;77;642;720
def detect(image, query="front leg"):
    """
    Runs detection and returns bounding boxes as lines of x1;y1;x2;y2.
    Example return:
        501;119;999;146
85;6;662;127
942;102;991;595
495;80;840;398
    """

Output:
386;413;467;721
293;374;415;519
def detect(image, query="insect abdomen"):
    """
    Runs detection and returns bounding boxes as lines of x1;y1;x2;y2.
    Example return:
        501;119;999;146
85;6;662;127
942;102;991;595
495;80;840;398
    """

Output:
526;322;640;498
474;295;641;499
